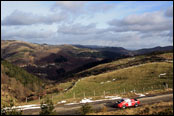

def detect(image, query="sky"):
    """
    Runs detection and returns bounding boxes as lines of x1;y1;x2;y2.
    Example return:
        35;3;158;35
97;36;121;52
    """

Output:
1;1;173;49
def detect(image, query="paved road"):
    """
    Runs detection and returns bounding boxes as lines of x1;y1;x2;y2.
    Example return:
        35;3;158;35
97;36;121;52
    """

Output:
23;93;173;115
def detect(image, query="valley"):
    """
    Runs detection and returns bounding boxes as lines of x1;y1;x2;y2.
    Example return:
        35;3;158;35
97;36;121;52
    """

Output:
1;1;173;115
1;40;173;115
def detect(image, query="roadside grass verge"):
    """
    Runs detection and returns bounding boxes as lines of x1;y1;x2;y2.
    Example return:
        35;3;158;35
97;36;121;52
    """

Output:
88;101;173;115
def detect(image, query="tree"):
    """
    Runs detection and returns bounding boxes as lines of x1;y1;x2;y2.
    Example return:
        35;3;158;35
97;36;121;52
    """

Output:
39;98;56;115
1;99;22;115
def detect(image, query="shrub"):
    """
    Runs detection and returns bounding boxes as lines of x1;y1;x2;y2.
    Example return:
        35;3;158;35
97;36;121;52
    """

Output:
1;99;22;115
80;103;93;115
39;98;56;115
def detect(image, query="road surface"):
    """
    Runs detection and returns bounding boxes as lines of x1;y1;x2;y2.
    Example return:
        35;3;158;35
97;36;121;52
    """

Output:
22;93;173;115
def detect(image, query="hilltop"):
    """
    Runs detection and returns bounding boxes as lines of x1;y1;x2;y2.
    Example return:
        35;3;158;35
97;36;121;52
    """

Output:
1;40;102;81
1;40;173;82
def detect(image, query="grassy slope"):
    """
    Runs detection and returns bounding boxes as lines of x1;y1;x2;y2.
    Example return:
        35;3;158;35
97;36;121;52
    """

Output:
61;62;173;98
48;53;173;103
73;52;173;78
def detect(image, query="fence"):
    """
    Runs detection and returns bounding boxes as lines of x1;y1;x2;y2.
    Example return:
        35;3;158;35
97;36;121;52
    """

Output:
25;83;173;103
70;83;172;98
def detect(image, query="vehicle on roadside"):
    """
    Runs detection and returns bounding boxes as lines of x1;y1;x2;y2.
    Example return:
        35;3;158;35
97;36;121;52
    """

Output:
116;98;140;108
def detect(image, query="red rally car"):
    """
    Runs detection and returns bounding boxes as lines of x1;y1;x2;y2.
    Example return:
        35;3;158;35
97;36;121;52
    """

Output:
116;98;140;108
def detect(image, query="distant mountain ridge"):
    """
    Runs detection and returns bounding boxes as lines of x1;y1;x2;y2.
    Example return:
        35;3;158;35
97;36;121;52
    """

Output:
1;40;173;82
74;44;173;56
133;46;173;55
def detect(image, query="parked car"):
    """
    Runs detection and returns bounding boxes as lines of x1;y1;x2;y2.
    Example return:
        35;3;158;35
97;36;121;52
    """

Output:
116;98;140;108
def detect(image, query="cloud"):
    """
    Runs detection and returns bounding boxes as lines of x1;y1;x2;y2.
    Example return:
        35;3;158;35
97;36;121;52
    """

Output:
108;10;172;33
168;30;173;37
165;6;173;17
54;5;173;49
1;2;173;49
2;10;67;26
2;2;117;26
55;29;172;49
51;1;116;15
50;1;88;17
167;30;173;43
2;28;55;41
106;7;173;47
87;2;116;13
57;23;105;35
52;1;87;12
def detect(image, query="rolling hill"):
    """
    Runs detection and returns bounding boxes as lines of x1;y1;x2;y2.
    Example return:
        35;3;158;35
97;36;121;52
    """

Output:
1;40;102;81
1;59;44;106
1;40;173;82
1;40;134;82
133;46;173;55
1;40;173;105
49;52;173;102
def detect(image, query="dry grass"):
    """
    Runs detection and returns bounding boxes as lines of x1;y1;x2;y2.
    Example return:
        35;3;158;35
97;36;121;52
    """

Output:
158;53;173;60
62;62;173;98
88;101;173;115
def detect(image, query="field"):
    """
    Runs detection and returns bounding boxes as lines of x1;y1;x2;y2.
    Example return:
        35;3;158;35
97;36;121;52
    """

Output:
27;61;172;104
53;62;173;101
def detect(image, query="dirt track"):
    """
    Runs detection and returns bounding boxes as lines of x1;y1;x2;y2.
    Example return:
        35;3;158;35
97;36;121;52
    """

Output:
23;93;173;115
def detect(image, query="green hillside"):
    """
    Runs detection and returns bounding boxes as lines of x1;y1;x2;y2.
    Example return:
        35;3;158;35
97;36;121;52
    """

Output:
43;53;173;103
53;61;173;101
1;60;44;106
73;52;173;79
